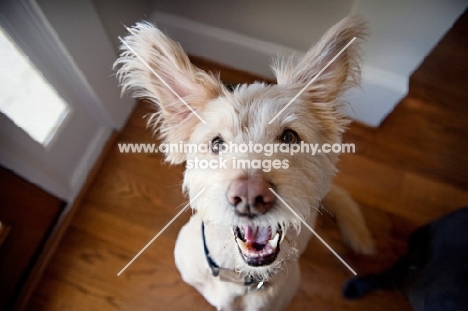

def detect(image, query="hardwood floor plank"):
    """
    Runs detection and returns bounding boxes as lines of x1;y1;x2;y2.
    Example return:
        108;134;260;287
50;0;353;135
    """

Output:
30;227;211;311
336;154;468;224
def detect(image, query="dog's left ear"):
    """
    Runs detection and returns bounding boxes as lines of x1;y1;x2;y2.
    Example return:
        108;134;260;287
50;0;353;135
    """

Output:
272;16;367;104
115;22;222;163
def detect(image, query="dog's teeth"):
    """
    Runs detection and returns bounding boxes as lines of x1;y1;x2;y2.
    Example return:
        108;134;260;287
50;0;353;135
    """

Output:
268;232;280;248
236;238;249;253
237;232;280;260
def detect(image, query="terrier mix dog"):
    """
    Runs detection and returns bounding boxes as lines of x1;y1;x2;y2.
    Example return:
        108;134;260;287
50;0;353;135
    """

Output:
115;16;374;311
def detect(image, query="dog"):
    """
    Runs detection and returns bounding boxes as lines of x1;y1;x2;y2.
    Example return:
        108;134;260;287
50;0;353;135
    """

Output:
115;16;375;311
343;207;468;311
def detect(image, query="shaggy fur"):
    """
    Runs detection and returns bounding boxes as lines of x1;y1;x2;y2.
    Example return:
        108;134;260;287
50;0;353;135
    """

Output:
115;16;374;311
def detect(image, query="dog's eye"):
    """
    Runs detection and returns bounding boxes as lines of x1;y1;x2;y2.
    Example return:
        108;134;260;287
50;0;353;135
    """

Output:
281;129;299;144
211;137;224;154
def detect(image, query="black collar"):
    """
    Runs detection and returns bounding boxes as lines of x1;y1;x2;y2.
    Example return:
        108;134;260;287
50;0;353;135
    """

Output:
201;222;221;276
201;222;266;290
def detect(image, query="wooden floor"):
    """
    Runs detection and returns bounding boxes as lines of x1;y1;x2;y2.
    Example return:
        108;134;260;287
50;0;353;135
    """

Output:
28;10;468;311
0;167;64;310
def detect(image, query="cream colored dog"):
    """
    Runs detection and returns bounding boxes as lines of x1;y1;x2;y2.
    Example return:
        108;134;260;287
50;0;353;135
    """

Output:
115;16;374;311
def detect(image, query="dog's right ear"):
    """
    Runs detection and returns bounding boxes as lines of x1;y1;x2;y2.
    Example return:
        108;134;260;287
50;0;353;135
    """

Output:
272;16;367;107
114;22;222;163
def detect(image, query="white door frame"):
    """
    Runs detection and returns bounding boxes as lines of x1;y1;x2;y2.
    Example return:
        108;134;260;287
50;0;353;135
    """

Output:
0;0;131;201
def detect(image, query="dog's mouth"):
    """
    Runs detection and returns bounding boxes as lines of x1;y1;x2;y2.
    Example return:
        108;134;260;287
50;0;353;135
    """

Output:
234;225;282;267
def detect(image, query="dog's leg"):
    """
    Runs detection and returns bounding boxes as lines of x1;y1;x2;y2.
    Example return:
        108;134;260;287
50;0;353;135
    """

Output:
323;184;375;254
342;255;412;299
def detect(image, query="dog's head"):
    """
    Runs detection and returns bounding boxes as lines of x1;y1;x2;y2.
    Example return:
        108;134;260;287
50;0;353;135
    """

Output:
115;16;366;279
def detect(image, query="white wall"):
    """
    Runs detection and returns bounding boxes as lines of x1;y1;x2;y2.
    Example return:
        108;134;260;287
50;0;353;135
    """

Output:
152;0;355;52
93;0;153;53
147;0;467;126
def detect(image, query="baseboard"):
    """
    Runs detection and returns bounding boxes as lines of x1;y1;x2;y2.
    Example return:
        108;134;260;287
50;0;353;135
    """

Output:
151;11;408;127
70;126;113;200
151;12;297;80
343;66;408;127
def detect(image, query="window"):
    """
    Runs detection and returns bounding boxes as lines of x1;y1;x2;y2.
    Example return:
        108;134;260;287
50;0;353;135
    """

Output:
0;26;68;146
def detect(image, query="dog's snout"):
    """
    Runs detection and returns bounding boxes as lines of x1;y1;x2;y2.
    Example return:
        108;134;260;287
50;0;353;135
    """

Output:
227;175;276;216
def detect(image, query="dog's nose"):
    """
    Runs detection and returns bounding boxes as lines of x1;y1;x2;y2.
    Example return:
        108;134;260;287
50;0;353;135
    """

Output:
227;175;276;216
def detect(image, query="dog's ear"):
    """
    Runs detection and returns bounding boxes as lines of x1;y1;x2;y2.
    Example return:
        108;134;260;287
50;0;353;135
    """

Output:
115;22;222;163
272;16;367;104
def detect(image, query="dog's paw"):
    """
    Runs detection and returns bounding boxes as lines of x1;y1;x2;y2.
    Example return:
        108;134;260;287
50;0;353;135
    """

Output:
342;276;375;299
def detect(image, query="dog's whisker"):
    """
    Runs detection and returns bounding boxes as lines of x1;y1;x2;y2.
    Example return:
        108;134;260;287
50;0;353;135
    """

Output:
270;188;357;275
319;203;335;217
174;200;190;210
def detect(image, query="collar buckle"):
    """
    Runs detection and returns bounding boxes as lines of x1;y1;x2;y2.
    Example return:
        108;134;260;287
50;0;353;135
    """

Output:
245;276;265;292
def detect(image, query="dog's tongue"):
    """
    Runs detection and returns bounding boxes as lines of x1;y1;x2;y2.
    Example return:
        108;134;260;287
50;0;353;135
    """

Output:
242;225;271;243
